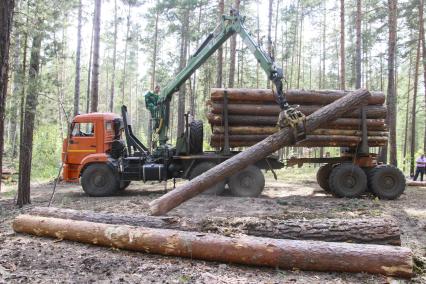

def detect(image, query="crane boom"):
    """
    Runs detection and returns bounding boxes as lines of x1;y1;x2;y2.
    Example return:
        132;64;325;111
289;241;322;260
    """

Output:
154;10;297;145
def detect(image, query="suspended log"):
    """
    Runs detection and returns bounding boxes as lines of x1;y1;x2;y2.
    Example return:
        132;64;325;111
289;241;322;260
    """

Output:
210;88;386;105
150;89;371;215
30;207;401;245
212;126;388;137
210;135;387;148
207;113;387;131
406;180;426;186
210;103;387;119
13;215;412;277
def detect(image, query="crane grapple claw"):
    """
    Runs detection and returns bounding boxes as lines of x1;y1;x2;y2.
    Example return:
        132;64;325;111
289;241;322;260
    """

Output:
277;107;306;129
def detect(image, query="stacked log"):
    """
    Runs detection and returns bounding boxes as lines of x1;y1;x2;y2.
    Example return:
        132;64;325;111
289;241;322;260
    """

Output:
207;88;388;148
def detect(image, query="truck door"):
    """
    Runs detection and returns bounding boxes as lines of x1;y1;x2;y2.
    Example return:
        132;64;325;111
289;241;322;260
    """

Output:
66;122;97;165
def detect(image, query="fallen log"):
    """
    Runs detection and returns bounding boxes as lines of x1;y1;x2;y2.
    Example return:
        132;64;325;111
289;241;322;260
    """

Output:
210;88;386;105
212;126;388;137
210;103;387;119
13;215;412;277
207;113;387;131
30;207;401;245
406;180;426;186
150;89;371;215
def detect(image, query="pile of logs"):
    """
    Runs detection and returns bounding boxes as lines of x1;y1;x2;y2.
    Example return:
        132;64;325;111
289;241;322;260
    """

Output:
12;207;413;278
207;88;388;148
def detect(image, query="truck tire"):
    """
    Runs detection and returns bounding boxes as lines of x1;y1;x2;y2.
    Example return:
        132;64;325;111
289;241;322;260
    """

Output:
328;163;367;198
189;162;225;195
81;164;120;197
189;120;203;154
367;165;405;200
316;163;334;192
228;165;265;197
118;181;131;191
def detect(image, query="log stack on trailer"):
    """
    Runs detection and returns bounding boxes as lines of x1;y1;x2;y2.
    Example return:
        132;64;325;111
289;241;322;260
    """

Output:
206;88;406;200
207;88;388;148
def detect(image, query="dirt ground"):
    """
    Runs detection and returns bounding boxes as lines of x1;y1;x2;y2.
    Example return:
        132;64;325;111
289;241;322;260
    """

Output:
1;175;426;283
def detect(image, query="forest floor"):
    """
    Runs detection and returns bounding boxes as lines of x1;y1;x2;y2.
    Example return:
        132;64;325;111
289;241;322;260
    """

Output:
1;172;426;283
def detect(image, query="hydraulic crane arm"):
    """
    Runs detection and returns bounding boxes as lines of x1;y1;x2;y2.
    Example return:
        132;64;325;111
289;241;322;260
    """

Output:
155;9;302;145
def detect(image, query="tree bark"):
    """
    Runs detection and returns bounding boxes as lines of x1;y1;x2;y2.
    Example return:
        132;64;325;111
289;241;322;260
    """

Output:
73;0;82;116
355;0;362;88
109;0;118;112
150;89;371;216
90;0;101;112
0;0;15;192
210;103;386;119
13;215;412;277
177;10;189;137
410;33;421;176
266;0;273;88
17;32;42;207
387;0;397;166
121;2;131;106
210;88;385;105
30;207;401;246
420;0;426;153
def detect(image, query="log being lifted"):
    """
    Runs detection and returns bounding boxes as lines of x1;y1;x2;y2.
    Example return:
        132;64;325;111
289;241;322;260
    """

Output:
150;89;371;216
29;207;401;245
207;113;387;131
210;103;387;119
210;88;386;105
13;215;413;278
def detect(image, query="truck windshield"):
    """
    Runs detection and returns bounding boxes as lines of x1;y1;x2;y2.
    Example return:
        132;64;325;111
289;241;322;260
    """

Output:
71;122;95;137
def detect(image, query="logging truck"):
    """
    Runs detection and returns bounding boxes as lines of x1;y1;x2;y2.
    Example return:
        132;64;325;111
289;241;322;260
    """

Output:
61;10;406;200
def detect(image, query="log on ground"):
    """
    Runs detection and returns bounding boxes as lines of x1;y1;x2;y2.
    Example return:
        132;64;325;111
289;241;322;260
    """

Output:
150;89;371;216
210;88;386;105
13;215;413;277
210;103;387;119
406;180;426;186
30;207;401;245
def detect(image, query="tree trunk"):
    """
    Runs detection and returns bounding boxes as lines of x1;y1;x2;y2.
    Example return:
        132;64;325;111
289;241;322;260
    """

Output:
148;9;159;149
340;0;345;90
17;32;42;207
0;0;15;192
90;0;101;112
73;0;82;116
228;0;240;88
210;88;385;105
177;10;189;137
420;0;426;153
109;0;117;112
216;0;224;87
30;207;401;246
387;0;398;166
121;3;131;106
410;32;421;176
149;89;371;215
403;48;413;173
13;215;413;278
86;11;94;114
267;0;273;88
355;0;362;88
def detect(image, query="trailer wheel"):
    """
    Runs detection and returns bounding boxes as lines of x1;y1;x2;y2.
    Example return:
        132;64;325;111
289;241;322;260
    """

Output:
118;181;131;191
189;120;203;154
81;164;120;197
189;162;225;195
328;163;367;198
228;165;265;197
316;163;334;192
367;165;405;200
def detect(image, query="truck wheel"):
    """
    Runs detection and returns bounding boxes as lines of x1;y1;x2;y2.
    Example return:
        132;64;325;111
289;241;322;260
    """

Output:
118;181;131;191
189;162;225;195
81;164;120;197
367;165;405;200
189;120;203;154
328;163;367;198
228;165;265;197
316;163;334;192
